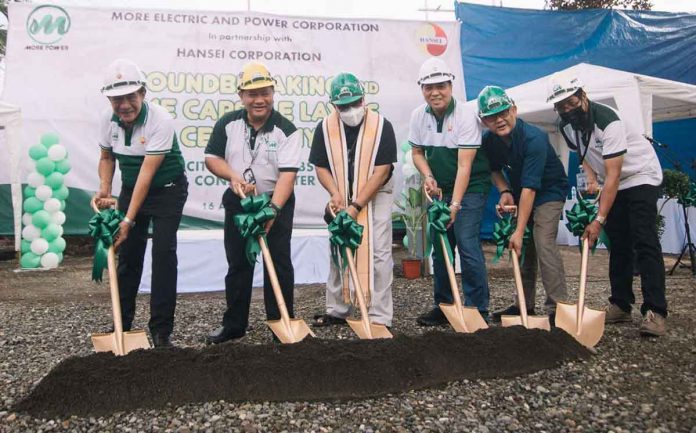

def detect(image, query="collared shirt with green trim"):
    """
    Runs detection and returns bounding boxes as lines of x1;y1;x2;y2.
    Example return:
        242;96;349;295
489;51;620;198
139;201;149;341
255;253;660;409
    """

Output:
408;98;490;195
204;109;301;194
99;101;185;188
560;101;662;190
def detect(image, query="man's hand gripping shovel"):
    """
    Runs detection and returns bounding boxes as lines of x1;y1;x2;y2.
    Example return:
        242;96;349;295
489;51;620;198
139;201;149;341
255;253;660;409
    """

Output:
424;187;487;333
234;185;314;344
497;205;551;331
89;197;151;355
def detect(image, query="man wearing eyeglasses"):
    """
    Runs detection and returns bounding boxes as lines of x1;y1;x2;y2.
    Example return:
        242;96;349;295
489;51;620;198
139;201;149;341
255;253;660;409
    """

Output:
409;57;492;326
308;72;397;328
548;75;667;337
204;61;301;344
97;58;188;348
478;86;569;324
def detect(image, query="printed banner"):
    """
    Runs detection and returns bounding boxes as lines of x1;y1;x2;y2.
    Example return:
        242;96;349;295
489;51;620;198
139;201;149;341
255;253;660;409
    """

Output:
1;3;465;233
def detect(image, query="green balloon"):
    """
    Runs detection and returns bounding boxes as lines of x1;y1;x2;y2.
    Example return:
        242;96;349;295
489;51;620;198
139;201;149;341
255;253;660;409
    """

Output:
31;210;51;228
54;158;71;174
45;172;64;189
400;141;412;153
20;252;41;268
23;185;36;198
35;157;56;176
56;252;64;263
48;237;66;253
42;224;62;242
60;200;66;211
23;197;43;213
29;144;48;161
21;239;31;254
41;133;60;148
53;185;69;200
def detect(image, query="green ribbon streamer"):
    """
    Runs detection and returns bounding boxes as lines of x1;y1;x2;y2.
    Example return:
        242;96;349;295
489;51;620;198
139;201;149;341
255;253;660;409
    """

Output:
328;211;364;270
565;192;609;252
426;200;454;265
491;214;532;264
233;193;277;265
678;182;696;208
88;208;123;282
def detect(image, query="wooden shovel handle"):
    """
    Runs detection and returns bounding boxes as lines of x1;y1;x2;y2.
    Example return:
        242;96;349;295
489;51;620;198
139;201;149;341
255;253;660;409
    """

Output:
510;249;529;328
577;239;590;330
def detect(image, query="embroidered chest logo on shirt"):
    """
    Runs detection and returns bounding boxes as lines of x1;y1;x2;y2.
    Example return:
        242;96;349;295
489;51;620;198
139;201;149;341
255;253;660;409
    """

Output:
447;122;453;132
594;138;603;150
266;140;277;151
111;130;119;144
139;136;146;145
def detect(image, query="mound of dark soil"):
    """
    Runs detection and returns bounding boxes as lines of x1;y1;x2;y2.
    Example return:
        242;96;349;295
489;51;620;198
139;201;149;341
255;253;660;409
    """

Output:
16;327;590;418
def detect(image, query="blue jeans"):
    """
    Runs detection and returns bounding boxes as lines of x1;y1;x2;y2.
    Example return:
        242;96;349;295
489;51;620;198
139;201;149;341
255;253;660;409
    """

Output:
431;192;489;314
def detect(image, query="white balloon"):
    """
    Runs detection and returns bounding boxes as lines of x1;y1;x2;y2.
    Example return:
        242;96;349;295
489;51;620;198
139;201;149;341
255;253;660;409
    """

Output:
30;238;49;255
402;163;417;178
50;211;66;225
47;144;67;161
40;252;60;269
44;198;62;213
35;185;53;201
404;149;413;166
27;172;45;188
22;224;41;241
22;212;33;226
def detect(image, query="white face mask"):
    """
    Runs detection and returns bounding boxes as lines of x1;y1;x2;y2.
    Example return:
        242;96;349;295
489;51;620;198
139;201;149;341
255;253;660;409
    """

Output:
339;105;365;127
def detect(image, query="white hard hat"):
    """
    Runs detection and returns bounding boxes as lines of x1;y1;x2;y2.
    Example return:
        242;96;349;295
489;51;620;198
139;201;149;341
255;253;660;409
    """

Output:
417;57;455;86
546;73;583;104
101;59;146;97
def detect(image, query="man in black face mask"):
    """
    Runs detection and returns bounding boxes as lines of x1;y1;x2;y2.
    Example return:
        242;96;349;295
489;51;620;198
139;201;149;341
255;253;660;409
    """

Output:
548;74;668;337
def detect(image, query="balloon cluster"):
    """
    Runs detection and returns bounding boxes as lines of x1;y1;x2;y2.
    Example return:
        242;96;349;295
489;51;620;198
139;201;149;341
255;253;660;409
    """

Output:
20;133;71;269
400;141;419;182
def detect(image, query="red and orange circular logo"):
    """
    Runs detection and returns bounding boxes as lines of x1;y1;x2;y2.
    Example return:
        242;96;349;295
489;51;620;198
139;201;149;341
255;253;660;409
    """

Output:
416;23;448;56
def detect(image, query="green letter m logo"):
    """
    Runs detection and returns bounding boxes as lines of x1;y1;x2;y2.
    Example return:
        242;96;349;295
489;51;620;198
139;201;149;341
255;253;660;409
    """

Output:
26;5;71;45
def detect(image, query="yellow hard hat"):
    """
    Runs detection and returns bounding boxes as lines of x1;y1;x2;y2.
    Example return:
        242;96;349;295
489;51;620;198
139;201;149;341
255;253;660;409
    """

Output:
238;62;275;91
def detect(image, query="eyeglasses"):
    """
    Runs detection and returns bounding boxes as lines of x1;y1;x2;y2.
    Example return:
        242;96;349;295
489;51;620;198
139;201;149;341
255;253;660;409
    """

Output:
108;92;141;105
554;96;583;113
481;108;511;120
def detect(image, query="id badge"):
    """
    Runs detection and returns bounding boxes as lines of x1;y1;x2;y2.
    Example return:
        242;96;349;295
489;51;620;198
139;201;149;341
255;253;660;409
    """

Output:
576;166;587;192
243;168;256;185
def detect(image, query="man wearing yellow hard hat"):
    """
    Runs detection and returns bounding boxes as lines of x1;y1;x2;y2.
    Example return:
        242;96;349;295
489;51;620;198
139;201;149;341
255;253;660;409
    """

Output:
204;61;301;344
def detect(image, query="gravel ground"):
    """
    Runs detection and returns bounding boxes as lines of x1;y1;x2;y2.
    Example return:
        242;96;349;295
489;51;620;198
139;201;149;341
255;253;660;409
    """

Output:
1;245;695;432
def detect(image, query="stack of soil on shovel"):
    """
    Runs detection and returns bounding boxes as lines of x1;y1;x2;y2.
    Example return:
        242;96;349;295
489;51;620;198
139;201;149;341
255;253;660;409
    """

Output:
15;327;590;418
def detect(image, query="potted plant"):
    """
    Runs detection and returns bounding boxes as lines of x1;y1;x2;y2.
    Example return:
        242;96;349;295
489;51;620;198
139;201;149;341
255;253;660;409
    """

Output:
393;186;427;279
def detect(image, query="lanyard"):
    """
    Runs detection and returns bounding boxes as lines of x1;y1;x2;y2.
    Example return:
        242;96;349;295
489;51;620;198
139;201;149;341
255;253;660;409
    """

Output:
574;128;592;166
243;124;261;167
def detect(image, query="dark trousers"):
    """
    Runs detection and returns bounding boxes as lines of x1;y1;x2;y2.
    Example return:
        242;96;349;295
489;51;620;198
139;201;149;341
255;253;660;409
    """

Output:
221;189;295;334
117;175;188;336
604;184;667;317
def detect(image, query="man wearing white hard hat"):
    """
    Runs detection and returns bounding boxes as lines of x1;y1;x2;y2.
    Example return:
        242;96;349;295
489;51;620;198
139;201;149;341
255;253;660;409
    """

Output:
548;74;667;337
97;58;188;348
204;61;301;344
409;57;491;326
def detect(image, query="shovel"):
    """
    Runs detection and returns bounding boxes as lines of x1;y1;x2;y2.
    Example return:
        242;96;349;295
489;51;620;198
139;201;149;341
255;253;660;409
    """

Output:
424;189;487;333
556;238;606;348
236;186;314;344
498;206;550;331
329;207;392;339
90;198;151;355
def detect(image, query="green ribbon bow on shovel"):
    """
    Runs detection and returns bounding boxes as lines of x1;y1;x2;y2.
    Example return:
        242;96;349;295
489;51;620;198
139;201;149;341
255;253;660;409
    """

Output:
678;182;696;208
328;210;364;270
88;208;124;282
492;213;532;264
233;193;277;265
426;200;454;265
565;192;610;252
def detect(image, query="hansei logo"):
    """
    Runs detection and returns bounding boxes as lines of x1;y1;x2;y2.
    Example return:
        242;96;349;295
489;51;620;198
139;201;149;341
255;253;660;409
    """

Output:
26;5;71;45
416;23;448;56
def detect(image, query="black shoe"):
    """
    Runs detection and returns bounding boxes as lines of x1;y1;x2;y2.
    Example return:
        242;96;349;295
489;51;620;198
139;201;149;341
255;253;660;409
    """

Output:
548;312;556;327
416;308;448;326
491;304;536;323
205;326;245;345
152;334;173;348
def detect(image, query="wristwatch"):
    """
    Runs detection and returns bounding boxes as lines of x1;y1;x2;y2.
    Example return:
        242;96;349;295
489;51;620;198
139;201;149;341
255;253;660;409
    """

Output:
268;202;282;214
596;215;607;226
450;201;462;210
123;216;136;227
350;202;363;212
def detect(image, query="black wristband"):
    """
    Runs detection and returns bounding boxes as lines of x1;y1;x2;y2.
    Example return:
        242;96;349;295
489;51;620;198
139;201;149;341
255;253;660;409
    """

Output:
351;202;363;212
268;202;281;214
500;189;513;196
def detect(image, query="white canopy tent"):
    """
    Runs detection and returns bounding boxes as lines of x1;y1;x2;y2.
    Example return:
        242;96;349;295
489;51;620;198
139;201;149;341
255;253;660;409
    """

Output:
0;101;23;252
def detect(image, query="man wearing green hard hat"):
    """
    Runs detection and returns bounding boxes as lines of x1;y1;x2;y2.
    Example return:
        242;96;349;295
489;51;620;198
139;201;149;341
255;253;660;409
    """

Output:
309;72;397;328
478;85;569;324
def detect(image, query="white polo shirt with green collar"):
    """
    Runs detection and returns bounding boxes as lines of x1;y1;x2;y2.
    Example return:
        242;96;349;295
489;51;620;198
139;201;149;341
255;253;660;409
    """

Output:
204;109;301;194
99;101;185;188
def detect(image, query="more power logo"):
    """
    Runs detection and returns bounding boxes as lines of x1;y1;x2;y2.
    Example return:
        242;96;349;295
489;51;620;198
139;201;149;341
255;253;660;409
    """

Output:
416;23;448;56
26;5;71;48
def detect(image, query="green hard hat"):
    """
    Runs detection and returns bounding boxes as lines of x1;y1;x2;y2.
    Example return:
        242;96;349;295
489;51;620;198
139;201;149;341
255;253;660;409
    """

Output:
330;73;364;105
477;85;514;117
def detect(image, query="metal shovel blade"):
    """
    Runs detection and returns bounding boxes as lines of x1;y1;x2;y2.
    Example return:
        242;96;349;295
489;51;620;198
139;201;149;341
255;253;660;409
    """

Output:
91;330;151;356
501;314;551;331
267;319;315;344
346;318;393;340
555;302;606;348
440;303;489;333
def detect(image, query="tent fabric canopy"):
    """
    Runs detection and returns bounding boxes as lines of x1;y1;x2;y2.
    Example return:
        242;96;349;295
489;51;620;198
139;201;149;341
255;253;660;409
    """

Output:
0;101;23;251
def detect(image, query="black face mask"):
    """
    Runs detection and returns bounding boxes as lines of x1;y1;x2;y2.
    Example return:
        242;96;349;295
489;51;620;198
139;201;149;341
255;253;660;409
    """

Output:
560;106;589;130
